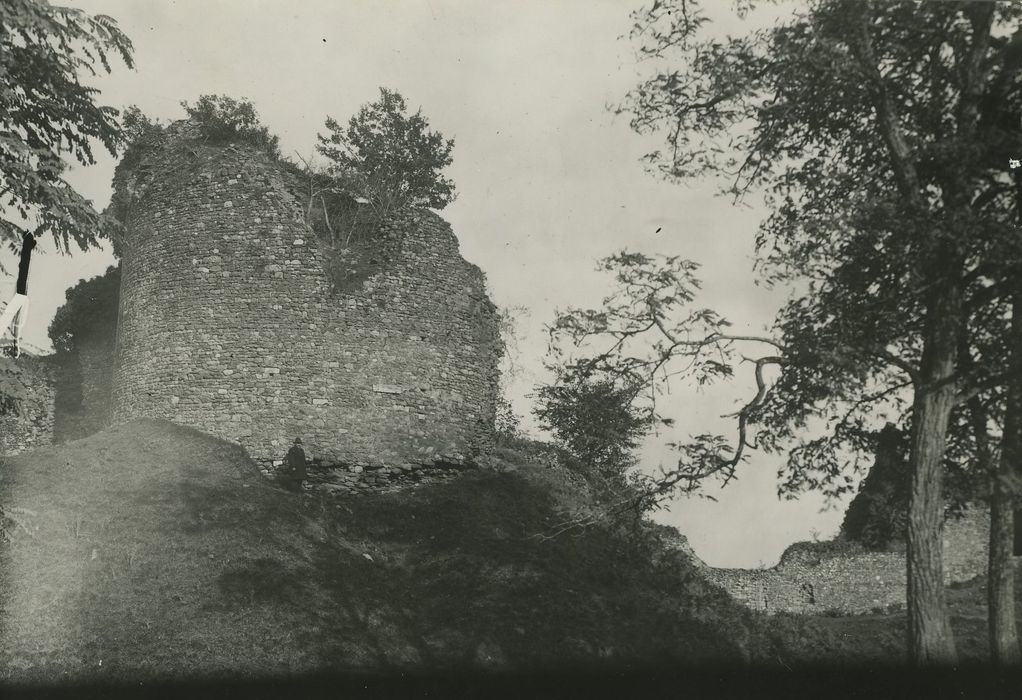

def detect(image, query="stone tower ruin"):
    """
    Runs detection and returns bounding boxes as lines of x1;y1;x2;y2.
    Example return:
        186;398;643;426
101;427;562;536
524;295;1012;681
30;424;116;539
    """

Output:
108;121;501;470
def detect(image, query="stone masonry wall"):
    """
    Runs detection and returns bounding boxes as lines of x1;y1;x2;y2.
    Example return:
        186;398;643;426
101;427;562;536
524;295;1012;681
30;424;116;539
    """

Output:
77;331;116;436
111;127;500;474
695;506;990;615
0;355;56;456
48;264;121;442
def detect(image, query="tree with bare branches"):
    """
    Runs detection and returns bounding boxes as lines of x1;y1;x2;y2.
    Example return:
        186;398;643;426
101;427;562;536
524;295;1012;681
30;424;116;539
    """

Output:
541;251;787;505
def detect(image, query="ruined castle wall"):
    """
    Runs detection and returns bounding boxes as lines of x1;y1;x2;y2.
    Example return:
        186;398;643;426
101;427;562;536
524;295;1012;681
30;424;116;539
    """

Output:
700;507;991;615
942;503;990;582
77;332;116;435
704;550;907;614
112;137;499;470
0;356;55;455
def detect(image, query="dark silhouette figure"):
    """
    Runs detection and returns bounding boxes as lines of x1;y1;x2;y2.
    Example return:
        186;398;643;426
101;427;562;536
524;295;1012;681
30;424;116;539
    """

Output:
16;232;36;296
285;438;307;490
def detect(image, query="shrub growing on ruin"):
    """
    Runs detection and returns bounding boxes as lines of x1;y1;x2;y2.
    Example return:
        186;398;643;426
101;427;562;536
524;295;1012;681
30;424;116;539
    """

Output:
317;87;456;218
106;106;166;242
120;105;162;142
181;95;280;159
110;99;281;251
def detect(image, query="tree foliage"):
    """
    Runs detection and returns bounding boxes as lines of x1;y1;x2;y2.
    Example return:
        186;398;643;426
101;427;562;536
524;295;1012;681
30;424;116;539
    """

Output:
616;0;1022;662
118;105;164;162
494;305;527;440
542;251;784;508
534;372;649;480
105;105;164;242
0;0;130;429
0;0;133;254
48;265;120;355
180;95;280;159
317;88;456;218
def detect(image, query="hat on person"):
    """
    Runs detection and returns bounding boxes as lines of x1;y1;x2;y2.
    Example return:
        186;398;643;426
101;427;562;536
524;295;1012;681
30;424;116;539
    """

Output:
294;437;302;445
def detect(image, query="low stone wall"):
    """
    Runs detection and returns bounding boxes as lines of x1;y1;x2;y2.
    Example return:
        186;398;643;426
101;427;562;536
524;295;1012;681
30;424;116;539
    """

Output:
704;548;907;614
0;356;56;456
259;458;471;495
697;506;991;615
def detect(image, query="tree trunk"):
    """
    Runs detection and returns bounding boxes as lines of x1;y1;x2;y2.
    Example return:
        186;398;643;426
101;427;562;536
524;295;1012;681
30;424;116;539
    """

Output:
988;488;1019;663
15;232;35;296
907;282;961;665
989;283;1022;664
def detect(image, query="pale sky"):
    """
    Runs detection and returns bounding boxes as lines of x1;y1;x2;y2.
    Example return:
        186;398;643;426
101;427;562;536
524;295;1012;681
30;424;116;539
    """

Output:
12;0;850;567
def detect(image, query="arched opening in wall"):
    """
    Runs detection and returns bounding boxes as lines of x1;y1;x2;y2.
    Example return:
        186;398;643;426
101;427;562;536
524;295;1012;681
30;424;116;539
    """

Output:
1014;509;1022;557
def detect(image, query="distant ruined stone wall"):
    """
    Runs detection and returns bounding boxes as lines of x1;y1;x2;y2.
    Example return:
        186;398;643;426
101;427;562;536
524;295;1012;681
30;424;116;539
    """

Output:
76;331;116;436
0;356;56;456
110;126;500;473
693;506;990;615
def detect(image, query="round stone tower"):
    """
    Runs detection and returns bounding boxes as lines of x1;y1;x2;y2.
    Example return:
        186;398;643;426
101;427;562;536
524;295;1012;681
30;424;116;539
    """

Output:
111;122;500;468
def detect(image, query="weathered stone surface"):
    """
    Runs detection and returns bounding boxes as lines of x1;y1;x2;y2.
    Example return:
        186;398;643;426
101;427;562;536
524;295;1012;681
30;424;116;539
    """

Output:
696;506;992;615
0;356;56;455
260;455;470;496
109;125;501;472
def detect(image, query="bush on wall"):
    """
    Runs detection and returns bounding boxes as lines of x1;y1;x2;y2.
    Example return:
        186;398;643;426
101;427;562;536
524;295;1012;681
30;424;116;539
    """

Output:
49;266;121;355
181;95;280;159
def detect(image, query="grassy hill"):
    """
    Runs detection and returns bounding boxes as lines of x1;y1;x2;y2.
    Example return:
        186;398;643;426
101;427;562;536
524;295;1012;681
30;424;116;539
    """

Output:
0;420;769;685
5;418;1022;696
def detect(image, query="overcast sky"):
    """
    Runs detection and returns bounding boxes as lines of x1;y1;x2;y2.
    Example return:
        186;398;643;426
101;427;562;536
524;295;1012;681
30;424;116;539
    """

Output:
13;0;851;567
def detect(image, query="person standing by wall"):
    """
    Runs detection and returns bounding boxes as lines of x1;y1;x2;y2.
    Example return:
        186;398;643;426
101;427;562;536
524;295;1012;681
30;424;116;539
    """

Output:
285;437;307;491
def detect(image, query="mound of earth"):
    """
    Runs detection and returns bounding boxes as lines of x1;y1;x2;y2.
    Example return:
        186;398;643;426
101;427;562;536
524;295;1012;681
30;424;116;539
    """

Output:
0;420;762;685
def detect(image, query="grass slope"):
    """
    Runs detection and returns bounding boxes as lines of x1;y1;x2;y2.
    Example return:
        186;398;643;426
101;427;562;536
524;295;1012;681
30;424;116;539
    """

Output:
0;420;762;684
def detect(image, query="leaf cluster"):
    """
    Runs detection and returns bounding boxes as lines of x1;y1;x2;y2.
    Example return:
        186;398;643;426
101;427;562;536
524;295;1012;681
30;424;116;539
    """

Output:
0;0;134;253
545;251;733;394
539;251;787;510
316;87;456;216
105;105;167;240
534;371;649;480
180;95;280;159
616;0;1022;505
